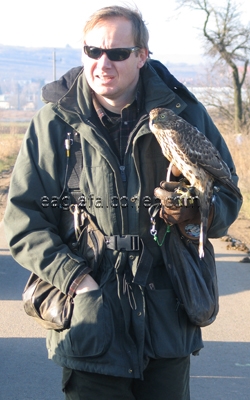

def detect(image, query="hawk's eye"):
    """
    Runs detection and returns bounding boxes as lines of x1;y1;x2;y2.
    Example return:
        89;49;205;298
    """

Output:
159;114;165;119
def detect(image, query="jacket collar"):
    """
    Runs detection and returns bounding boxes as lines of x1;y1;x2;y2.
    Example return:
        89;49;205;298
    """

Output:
44;60;188;120
141;62;186;114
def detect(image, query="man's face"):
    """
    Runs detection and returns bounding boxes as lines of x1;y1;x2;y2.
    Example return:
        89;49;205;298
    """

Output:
83;17;148;110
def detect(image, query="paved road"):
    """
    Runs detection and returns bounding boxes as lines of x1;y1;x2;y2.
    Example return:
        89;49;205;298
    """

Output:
0;220;250;400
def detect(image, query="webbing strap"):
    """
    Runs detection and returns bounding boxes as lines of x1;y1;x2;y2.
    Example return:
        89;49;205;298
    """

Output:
132;241;153;287
67;132;83;200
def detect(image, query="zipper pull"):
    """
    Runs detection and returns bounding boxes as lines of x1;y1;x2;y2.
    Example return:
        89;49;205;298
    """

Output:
119;165;126;182
65;132;72;158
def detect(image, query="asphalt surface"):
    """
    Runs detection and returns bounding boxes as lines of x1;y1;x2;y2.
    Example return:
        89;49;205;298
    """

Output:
0;220;250;400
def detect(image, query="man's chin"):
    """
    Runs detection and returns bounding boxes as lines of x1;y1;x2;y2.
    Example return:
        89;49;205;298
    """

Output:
95;89;117;100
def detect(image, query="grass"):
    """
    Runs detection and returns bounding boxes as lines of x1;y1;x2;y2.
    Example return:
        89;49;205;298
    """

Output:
218;126;250;220
1;121;29;129
239;192;250;220
0;123;26;172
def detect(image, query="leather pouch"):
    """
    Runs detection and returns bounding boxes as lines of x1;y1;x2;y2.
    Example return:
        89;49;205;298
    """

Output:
161;224;219;327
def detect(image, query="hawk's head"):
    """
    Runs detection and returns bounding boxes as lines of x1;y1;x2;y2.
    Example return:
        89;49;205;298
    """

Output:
149;108;184;149
149;107;179;133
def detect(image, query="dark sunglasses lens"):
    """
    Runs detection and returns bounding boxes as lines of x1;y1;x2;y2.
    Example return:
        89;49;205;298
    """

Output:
107;49;131;61
85;47;102;59
84;46;133;61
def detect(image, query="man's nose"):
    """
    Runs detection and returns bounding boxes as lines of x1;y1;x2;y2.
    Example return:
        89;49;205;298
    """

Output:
96;52;112;67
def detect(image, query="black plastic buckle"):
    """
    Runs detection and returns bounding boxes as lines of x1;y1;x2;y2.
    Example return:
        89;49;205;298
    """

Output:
105;235;140;251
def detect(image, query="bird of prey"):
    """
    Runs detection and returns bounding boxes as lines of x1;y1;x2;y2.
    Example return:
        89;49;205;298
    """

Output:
149;107;242;258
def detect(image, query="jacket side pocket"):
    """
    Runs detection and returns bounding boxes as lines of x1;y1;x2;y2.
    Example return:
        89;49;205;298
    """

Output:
145;288;199;357
53;289;112;358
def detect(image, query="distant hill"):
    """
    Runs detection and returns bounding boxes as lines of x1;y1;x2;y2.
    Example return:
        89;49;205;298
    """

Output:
0;44;204;84
0;45;82;82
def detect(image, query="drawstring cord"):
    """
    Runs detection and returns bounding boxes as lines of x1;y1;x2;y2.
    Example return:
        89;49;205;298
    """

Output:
123;274;137;310
69;204;82;241
148;203;170;246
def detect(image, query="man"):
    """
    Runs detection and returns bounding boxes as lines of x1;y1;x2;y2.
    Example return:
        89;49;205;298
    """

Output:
4;5;241;400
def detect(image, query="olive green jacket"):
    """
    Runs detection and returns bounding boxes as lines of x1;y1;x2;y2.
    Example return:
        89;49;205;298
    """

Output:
4;60;241;378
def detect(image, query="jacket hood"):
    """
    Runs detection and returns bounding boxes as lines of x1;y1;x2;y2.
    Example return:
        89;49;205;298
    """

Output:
42;66;83;104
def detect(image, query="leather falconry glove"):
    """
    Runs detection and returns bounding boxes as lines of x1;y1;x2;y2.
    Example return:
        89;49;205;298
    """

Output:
154;181;201;226
154;180;214;242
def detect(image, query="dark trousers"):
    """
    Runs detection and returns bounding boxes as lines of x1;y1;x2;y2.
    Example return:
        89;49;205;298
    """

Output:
62;356;190;400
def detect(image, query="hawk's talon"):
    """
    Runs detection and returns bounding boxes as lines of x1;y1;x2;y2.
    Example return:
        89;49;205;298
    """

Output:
174;186;195;207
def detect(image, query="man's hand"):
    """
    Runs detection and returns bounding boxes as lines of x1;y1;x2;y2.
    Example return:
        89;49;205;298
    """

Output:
75;275;99;295
154;181;201;226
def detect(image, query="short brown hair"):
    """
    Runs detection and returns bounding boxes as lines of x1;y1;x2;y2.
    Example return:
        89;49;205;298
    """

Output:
83;5;150;51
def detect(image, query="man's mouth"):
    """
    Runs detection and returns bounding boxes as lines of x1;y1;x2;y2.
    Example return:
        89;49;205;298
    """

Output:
96;75;115;83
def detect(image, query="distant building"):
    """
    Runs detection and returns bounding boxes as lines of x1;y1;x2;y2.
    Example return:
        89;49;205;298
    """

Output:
0;94;10;109
23;102;36;111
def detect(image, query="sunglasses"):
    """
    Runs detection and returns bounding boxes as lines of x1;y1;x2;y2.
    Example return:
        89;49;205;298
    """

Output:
83;46;140;61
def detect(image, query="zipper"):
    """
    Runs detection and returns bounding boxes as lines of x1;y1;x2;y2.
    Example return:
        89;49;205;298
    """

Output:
124;113;149;155
119;166;126;182
119;114;149;184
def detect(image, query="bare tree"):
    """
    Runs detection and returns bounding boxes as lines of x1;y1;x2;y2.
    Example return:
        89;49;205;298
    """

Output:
177;0;250;133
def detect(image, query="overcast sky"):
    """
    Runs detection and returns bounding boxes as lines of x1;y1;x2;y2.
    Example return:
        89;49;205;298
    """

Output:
1;0;249;64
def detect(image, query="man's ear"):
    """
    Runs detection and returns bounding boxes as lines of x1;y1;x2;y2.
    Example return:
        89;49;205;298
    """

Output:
138;48;149;68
